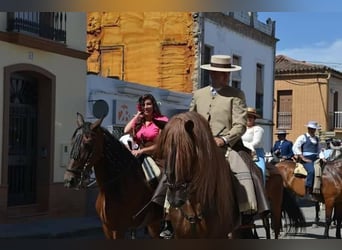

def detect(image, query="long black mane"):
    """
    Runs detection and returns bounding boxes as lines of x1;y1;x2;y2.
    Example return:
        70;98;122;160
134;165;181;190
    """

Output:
70;122;142;193
102;128;140;176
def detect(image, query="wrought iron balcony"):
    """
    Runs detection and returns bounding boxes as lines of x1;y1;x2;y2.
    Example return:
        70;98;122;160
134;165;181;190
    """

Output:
329;111;342;130
277;112;292;129
7;12;66;43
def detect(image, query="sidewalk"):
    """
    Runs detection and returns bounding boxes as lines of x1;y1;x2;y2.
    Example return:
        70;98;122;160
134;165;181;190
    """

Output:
0;216;103;239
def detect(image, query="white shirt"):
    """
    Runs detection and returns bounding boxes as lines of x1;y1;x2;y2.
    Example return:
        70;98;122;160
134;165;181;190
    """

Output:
292;133;320;156
241;125;264;151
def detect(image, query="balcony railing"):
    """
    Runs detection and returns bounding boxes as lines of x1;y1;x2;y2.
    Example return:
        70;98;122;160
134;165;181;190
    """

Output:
277;112;292;129
7;12;66;43
330;111;342;130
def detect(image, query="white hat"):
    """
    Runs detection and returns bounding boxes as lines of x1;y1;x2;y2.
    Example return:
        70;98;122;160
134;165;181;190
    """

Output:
305;121;320;129
200;55;242;72
275;130;288;135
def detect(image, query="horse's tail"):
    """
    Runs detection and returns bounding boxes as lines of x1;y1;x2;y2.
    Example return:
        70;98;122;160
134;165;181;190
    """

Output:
281;188;306;234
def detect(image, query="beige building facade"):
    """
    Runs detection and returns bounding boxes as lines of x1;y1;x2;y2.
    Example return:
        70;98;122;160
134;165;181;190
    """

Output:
274;55;342;144
0;12;89;223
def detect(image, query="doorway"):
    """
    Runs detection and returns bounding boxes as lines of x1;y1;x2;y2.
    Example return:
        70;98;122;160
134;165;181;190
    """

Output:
2;64;55;216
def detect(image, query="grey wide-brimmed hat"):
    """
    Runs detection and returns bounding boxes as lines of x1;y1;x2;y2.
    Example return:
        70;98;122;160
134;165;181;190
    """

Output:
200;55;242;72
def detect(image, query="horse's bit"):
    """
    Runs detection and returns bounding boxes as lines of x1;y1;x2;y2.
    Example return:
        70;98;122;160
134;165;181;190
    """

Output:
166;179;204;235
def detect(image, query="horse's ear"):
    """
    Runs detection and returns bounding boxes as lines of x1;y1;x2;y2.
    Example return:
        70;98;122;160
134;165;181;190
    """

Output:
184;120;194;134
90;116;104;130
76;112;84;128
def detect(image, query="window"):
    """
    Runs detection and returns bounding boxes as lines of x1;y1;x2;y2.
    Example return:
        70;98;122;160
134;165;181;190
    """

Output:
231;55;241;89
277;90;292;129
255;63;264;117
333;92;341;129
202;44;213;87
100;45;124;79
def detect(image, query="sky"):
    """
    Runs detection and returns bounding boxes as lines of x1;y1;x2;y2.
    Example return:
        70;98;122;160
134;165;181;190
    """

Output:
257;12;342;71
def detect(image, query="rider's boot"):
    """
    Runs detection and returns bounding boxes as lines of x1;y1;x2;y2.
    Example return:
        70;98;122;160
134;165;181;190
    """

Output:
304;186;317;201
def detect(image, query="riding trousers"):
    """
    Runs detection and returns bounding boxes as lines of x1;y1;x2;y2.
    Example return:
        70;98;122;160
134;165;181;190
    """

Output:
254;148;266;186
303;154;318;188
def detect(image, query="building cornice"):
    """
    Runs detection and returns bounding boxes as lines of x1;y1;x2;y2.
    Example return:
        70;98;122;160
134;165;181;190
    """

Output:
202;12;278;48
0;31;89;60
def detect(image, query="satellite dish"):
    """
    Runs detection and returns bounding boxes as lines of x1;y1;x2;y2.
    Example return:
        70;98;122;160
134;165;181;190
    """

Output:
93;99;109;118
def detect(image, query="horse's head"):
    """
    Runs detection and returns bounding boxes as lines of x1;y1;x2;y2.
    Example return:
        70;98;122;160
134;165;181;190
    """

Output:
166;120;197;207
155;111;240;237
64;112;104;189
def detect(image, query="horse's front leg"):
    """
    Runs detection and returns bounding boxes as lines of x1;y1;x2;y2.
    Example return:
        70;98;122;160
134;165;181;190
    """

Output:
336;218;341;239
333;204;342;239
262;216;271;239
324;199;334;238
312;201;320;228
102;224;126;239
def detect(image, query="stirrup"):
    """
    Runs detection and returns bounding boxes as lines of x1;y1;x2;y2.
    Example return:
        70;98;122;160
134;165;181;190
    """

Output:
159;229;174;239
159;221;174;239
87;178;97;188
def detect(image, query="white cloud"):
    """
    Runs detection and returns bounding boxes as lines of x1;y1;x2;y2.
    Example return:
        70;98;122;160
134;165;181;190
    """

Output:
277;39;342;72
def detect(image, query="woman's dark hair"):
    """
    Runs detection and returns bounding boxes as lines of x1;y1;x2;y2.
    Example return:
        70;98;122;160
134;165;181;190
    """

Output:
134;94;165;138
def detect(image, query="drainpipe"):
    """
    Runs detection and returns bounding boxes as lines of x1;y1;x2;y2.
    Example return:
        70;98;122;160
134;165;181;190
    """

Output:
325;71;332;130
271;20;277;148
197;12;204;90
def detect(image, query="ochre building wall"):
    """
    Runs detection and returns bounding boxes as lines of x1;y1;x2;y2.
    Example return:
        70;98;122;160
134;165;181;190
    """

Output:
87;12;198;93
273;76;328;143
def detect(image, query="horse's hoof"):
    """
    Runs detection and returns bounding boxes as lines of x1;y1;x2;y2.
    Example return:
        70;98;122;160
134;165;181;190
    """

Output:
64;180;71;188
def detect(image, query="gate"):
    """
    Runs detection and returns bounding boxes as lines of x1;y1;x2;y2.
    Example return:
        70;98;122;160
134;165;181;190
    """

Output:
7;76;38;206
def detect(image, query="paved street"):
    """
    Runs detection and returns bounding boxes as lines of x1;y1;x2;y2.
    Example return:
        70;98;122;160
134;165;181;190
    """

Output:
72;200;339;239
255;198;339;239
0;197;338;239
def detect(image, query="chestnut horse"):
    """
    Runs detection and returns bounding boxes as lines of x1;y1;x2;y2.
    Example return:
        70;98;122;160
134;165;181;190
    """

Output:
276;159;342;238
155;111;305;239
63;113;163;239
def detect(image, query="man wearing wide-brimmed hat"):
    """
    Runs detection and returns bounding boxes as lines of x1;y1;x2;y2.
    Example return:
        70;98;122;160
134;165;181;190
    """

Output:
189;55;269;221
292;121;321;200
271;129;294;162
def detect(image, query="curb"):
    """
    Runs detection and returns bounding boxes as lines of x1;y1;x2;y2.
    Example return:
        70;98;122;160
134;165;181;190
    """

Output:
0;226;103;239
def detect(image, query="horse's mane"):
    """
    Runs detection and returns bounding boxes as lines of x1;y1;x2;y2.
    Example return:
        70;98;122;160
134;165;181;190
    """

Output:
74;122;141;190
156;111;237;226
102;128;139;173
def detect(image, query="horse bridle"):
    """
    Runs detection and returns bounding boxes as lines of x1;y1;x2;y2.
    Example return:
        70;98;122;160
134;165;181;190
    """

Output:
65;126;96;189
165;144;204;234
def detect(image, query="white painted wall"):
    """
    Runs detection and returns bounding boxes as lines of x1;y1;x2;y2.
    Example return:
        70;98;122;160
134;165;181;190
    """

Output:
0;42;87;182
66;12;87;51
203;18;275;151
86;75;192;131
0;13;7;30
0;12;87;182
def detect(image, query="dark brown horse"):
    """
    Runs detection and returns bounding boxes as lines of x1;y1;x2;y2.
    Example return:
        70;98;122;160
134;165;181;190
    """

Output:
276;159;342;238
63;113;162;239
154;111;305;238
